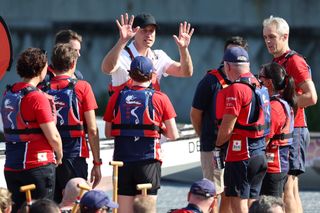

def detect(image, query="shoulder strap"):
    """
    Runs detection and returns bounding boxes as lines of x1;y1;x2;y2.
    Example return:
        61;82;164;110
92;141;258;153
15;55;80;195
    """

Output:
208;69;228;88
124;46;135;60
6;84;37;95
67;78;78;89
285;50;298;59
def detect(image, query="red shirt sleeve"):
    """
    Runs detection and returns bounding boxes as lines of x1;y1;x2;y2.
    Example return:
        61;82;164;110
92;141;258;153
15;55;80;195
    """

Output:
152;91;177;122
75;80;98;112
103;92;119;122
286;55;311;87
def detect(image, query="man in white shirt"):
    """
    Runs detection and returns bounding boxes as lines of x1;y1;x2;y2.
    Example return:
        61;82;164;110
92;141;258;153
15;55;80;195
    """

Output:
101;13;194;93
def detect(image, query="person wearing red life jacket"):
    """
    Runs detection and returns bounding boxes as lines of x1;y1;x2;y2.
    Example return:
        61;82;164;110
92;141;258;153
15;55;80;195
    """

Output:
190;36;248;213
215;47;269;213
168;178;217;213
104;56;179;213
259;62;296;198
42;43;101;203
101;13;194;95
0;48;63;212
263;16;317;213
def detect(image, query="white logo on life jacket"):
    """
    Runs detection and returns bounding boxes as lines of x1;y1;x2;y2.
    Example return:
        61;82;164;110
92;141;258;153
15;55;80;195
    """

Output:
125;95;141;105
232;140;241;151
37;152;48;162
54;96;67;125
4;99;15;128
266;152;275;163
131;106;140;124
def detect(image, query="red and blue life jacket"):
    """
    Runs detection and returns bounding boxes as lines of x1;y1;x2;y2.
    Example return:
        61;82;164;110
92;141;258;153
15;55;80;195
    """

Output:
270;96;294;146
42;78;85;138
1;85;45;142
111;87;162;138
232;77;271;138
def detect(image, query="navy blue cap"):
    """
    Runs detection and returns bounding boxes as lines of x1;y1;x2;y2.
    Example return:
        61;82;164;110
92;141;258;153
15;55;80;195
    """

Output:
80;190;118;209
190;178;216;198
133;13;158;29
130;56;154;76
223;46;249;63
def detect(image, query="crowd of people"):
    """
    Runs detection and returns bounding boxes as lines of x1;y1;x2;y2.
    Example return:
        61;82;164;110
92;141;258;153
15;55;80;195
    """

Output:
0;12;318;213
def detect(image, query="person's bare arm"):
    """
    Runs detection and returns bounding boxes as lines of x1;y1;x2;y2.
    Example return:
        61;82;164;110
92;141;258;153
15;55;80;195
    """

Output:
162;118;179;140
166;22;194;77
84;110;101;188
190;107;203;136
40;121;63;165
297;79;318;108
215;114;237;147
101;13;139;74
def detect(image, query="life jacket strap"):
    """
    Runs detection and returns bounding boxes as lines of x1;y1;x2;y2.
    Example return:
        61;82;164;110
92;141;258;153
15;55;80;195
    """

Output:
57;125;84;131
234;122;270;131
271;132;294;141
112;124;161;132
4;128;43;134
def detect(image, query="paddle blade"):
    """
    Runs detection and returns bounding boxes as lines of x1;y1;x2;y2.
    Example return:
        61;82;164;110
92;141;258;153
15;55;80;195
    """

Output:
0;16;13;80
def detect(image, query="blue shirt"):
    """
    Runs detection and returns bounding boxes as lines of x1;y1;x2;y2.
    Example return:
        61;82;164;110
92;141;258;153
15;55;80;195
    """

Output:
191;68;229;151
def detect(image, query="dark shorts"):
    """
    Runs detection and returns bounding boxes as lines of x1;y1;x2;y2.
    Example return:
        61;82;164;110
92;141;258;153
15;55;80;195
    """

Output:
54;157;88;203
260;172;287;197
5;164;56;213
288;127;310;176
118;159;161;196
224;154;267;199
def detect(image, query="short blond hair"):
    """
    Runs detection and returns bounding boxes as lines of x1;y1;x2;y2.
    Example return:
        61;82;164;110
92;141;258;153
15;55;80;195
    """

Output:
263;15;290;35
0;187;12;213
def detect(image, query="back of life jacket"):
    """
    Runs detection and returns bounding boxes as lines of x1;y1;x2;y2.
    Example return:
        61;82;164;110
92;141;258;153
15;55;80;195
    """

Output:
1;85;44;142
232;78;271;138
108;46;160;96
270;96;294;146
43;78;85;138
111;87;161;138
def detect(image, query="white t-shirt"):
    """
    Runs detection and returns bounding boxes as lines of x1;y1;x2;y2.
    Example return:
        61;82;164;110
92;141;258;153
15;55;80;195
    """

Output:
111;41;174;86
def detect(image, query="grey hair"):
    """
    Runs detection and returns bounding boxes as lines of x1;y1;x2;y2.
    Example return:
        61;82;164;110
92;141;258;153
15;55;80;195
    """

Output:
263;15;290;35
249;195;285;213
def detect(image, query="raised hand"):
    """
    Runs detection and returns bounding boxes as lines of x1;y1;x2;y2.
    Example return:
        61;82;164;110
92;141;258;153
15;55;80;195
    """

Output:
116;13;140;43
173;21;194;49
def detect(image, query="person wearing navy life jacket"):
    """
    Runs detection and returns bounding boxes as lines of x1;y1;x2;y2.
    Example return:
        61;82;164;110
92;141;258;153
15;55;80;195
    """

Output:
190;36;248;213
0;48;63;212
263;16;318;213
104;56;179;213
101;13;194;95
168;178;217;213
215;47;269;213
43;43;101;203
259;62;296;198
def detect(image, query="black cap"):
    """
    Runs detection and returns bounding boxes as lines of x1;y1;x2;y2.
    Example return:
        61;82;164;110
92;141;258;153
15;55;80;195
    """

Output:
133;13;158;29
